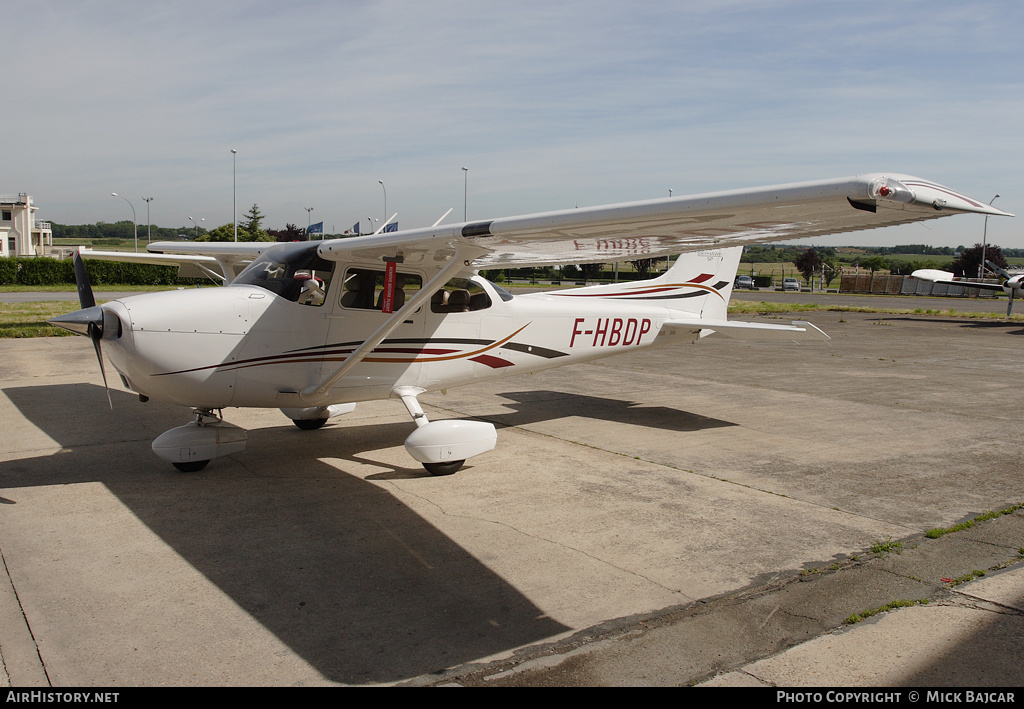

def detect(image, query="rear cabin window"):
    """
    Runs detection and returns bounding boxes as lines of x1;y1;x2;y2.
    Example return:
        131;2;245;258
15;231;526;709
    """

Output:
341;268;423;311
431;278;492;313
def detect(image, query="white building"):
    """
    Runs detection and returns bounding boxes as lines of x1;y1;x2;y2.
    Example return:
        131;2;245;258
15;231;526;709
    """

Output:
1;194;53;257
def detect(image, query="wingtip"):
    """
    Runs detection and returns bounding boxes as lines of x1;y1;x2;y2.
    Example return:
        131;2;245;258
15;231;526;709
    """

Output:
861;174;1013;217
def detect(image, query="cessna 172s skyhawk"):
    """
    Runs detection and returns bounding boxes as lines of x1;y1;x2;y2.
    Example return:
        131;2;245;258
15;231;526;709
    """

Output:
51;174;1011;474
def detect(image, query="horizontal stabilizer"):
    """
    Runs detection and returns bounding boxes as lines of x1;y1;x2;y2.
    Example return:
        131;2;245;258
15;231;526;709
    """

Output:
664;318;830;342
78;247;220;268
78;245;272;284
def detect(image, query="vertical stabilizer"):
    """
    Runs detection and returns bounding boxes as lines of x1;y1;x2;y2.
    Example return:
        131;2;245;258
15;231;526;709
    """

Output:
539;246;744;321
650;246;743;320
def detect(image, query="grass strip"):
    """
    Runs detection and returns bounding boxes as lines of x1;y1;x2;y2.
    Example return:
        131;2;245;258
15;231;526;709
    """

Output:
845;599;929;625
727;300;1024;321
0;300;81;338
924;504;1024;539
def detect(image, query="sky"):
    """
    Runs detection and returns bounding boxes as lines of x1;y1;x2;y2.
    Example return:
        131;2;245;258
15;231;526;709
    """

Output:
3;0;1021;249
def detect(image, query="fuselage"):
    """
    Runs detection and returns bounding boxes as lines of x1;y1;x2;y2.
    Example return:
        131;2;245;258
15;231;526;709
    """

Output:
97;244;738;411
100;279;690;410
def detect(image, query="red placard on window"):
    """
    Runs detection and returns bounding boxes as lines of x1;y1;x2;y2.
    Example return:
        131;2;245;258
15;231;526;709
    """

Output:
381;260;397;313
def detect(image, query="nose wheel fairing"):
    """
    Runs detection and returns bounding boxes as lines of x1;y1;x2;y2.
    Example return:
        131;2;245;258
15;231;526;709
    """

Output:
394;387;497;476
151;410;247;472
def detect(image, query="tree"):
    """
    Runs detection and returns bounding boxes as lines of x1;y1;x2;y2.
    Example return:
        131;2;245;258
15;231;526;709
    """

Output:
580;262;604;284
242;204;271;241
950;243;1009;279
858;256;889;272
629;258;657;280
793;247;824;283
270;223;306;242
198;204;274;242
200;223;238;242
822;258;843;288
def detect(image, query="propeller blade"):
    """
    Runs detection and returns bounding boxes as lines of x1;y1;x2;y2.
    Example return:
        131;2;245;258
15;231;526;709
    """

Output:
88;322;113;409
73;251;96;309
1007;293;1014;318
51;254;114;407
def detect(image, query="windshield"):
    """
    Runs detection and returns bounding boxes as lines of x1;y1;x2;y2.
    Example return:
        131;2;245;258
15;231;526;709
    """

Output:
232;243;335;306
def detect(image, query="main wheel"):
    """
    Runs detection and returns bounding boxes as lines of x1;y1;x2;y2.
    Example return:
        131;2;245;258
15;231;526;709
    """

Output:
172;460;210;473
423;460;465;476
293;418;329;430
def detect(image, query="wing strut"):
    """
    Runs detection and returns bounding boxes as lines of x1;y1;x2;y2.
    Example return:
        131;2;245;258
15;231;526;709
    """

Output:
300;243;486;402
374;213;399;235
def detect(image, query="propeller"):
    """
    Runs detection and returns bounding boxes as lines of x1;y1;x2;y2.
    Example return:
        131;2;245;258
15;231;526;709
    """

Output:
73;251;96;309
985;260;1018;318
48;252;118;407
985;259;1011;280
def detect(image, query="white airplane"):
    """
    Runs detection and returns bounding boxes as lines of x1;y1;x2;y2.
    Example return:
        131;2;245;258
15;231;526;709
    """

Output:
912;260;1024;317
51;173;1011;474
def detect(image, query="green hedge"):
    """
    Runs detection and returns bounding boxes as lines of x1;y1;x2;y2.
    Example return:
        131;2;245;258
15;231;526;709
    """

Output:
0;257;200;286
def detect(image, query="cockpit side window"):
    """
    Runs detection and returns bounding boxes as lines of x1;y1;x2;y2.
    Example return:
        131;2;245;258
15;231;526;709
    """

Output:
340;268;423;312
232;247;335;306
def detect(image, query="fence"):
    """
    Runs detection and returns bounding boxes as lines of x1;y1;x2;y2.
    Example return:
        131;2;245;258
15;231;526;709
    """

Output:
839;273;998;298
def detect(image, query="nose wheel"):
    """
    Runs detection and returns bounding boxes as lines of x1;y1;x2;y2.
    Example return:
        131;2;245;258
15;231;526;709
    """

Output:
422;460;465;476
173;459;210;473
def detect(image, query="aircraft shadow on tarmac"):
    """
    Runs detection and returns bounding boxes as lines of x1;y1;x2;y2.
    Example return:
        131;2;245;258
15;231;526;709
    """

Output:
474;390;738;433
882;316;1024;336
0;383;569;685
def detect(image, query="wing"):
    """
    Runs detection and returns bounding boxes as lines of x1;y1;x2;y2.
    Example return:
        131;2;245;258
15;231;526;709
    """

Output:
910;268;1007;292
318;173;1012;270
80;242;275;283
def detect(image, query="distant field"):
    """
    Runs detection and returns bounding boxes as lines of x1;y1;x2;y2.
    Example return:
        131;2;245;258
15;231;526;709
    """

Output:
741;256;1024;281
52;237;151;252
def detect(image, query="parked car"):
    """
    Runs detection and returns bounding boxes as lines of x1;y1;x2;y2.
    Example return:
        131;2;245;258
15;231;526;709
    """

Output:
735;275;755;290
782;277;801;291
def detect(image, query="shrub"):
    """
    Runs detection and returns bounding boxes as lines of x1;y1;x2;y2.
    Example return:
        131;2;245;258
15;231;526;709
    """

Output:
0;257;200;287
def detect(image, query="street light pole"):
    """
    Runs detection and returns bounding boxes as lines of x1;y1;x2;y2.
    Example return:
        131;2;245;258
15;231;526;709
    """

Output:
143;197;154;246
462;166;468;221
378;179;386;227
979;194;1001;279
111;193;138;252
305;207;314;238
189;216;204;240
231;149;238;242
